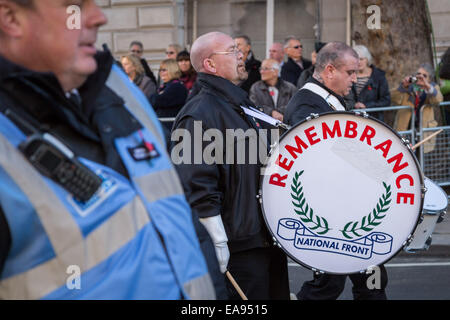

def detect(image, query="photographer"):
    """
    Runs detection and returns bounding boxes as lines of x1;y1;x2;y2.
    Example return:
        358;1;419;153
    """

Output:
392;64;443;152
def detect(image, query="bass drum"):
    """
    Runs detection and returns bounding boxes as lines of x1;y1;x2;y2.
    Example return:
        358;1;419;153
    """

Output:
260;112;424;274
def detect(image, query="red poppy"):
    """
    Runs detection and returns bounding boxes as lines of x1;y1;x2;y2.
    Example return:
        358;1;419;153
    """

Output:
367;85;372;91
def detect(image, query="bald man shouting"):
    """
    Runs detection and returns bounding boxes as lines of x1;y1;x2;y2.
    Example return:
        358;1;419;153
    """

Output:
171;32;290;300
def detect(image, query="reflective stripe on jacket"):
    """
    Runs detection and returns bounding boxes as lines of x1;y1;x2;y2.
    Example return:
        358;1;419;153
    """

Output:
0;65;215;300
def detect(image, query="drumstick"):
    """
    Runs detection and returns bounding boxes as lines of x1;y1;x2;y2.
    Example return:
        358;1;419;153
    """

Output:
411;129;443;150
225;271;248;300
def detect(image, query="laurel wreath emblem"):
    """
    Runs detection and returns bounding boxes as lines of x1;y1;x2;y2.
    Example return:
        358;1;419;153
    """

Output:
290;171;392;239
340;182;392;239
291;171;331;235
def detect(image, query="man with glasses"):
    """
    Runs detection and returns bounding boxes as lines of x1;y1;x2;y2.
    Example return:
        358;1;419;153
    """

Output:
285;43;390;300
129;40;157;85
281;36;312;86
234;35;262;93
249;59;296;122
171;32;290;300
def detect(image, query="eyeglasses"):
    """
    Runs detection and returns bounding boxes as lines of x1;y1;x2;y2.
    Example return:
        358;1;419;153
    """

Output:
416;72;428;78
289;45;303;49
209;46;242;58
131;50;142;54
166;51;175;55
159;68;167;72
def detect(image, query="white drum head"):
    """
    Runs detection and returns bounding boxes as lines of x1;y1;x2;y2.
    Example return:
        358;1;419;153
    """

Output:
423;178;448;214
261;112;424;274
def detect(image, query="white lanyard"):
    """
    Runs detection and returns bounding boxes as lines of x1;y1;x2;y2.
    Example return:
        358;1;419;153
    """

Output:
300;82;346;111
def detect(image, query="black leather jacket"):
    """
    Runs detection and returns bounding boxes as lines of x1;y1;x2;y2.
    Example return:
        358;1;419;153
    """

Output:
284;78;347;127
281;57;312;86
171;73;273;253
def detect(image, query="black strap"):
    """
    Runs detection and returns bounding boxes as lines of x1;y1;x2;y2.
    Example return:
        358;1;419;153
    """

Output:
0;89;42;136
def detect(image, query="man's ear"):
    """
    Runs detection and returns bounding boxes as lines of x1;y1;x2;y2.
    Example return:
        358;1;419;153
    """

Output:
203;58;216;74
324;63;335;79
0;1;25;37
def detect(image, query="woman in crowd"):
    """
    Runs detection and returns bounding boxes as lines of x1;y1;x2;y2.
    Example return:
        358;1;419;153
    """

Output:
121;54;156;99
177;50;197;92
392;63;443;153
346;45;390;121
150;59;188;134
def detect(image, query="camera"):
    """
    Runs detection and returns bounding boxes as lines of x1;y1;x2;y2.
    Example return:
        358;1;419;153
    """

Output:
409;76;418;84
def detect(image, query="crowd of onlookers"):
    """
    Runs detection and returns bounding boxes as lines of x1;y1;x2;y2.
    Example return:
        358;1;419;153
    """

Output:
120;36;450;139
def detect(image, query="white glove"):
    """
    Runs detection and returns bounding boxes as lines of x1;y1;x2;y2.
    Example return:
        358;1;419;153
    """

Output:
213;241;230;274
200;215;230;273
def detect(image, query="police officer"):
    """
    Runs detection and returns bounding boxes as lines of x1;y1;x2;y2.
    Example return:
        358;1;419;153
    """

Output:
171;32;290;300
285;42;388;300
0;0;216;299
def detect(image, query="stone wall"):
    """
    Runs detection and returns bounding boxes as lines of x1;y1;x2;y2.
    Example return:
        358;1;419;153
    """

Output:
428;0;450;62
95;0;186;70
94;0;450;70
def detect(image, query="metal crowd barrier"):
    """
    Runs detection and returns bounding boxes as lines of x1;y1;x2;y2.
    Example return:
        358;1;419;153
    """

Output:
418;102;450;187
353;105;416;145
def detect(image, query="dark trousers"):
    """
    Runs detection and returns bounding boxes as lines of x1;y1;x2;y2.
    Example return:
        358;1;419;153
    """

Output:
298;265;388;300
226;246;290;300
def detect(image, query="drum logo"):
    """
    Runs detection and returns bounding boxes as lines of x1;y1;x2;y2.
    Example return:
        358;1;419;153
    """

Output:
278;170;393;260
262;115;422;270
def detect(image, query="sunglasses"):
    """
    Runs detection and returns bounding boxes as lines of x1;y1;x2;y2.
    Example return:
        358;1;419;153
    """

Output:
159;68;168;72
290;45;303;49
131;50;142;54
166;51;175;55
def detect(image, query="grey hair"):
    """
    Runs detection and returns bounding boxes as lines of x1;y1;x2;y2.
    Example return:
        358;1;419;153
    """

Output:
129;41;143;49
283;35;300;49
353;45;373;65
314;42;359;74
167;43;182;53
234;35;251;46
419;62;435;81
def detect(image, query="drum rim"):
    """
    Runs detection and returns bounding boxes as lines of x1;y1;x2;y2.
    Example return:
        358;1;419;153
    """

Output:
423;177;449;213
260;111;425;274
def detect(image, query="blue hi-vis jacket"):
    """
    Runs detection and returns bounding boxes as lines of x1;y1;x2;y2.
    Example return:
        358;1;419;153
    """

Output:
0;65;215;300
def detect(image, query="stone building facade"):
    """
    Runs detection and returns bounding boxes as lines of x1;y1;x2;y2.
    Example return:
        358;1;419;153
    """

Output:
95;0;450;71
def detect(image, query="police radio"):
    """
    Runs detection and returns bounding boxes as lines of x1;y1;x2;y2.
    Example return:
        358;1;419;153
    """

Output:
19;133;102;203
